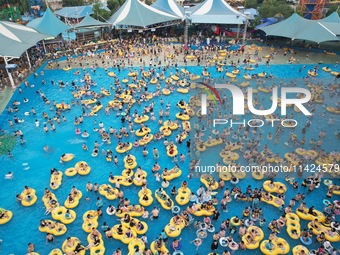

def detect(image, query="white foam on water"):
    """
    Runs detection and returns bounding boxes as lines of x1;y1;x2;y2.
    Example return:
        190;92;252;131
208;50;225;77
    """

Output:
68;138;85;144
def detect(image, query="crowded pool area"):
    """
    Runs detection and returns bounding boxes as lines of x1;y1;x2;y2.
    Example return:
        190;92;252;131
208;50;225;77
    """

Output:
0;52;339;255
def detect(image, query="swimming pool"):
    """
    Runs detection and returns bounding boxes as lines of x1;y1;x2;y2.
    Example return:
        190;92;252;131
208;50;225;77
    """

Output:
0;61;339;254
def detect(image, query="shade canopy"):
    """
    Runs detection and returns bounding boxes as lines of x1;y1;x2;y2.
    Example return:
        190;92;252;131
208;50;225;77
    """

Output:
259;12;340;43
55;5;93;18
108;0;181;28
73;14;109;28
0;21;50;58
188;0;245;24
27;8;71;37
151;0;184;19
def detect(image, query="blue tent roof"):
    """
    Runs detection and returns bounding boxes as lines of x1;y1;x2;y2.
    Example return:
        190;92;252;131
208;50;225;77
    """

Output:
27;8;71;37
322;12;340;23
151;0;184;19
256;17;278;29
55;6;93;18
259;13;340;43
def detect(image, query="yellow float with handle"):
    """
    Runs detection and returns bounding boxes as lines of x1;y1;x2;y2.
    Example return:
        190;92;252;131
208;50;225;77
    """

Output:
20;187;38;206
111;224;137;244
0;209;12;224
200;174;219;190
89;105;103;116
38;220;67;236
116;142;133;153
60;153;74;162
50;171;63;190
99;184;119;200
49;248;63;255
161;167;182;181
171;75;179;81
134;115;149;123
260;237;290;255
261;194;284;208
292;245;309;255
51;206;76;224
155;189;174;210
124;155;138;169
139;134;153;146
326;107;340;114
138;188;154;206
62;237;85;254
135;127;151;137
176;113;190;120
241;226;264;249
64;190;82;209
177;88;189;94
189;203;215;217
285;213;301;239
263;180;287;194
164;217;186;237
175;186;191;205
296;208;325;222
128;238;146;255
150;240;169;254
75;161;91;176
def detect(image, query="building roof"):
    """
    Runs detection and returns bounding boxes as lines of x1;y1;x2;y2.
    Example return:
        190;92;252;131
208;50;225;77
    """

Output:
27;8;71;37
55;5;93;18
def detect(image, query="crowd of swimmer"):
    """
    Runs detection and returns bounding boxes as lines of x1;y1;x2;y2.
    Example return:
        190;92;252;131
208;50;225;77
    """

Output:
3;45;340;255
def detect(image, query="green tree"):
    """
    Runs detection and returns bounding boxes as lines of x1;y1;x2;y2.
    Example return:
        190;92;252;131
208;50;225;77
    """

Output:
92;3;111;21
19;0;29;13
326;5;340;16
107;0;126;13
258;0;294;18
62;0;84;7
245;0;258;9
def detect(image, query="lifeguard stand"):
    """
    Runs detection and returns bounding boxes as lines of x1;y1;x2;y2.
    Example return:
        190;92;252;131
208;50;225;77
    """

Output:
298;0;326;20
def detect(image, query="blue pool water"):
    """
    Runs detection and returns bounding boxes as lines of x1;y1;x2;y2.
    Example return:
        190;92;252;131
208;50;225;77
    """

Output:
0;62;339;255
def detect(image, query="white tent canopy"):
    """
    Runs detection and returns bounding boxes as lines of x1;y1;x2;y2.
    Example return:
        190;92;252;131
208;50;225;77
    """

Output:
0;21;50;88
259;13;340;43
0;21;50;58
108;0;181;28
188;0;245;24
151;0;184;19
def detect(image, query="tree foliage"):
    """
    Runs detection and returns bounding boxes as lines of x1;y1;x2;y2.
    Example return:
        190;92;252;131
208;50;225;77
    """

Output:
245;0;258;9
258;0;294;18
92;3;111;21
326;5;340;16
62;0;84;7
107;0;126;13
